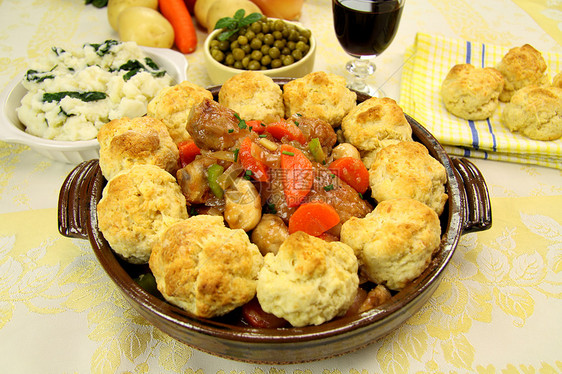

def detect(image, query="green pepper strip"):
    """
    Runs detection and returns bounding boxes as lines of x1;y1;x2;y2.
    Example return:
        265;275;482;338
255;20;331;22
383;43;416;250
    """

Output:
207;163;225;199
308;137;325;163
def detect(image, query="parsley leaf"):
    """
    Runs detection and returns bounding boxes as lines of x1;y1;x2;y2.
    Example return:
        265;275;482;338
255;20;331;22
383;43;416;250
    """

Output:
214;9;263;41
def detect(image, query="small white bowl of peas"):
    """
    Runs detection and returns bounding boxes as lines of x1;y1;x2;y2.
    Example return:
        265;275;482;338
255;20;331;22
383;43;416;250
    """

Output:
204;16;316;85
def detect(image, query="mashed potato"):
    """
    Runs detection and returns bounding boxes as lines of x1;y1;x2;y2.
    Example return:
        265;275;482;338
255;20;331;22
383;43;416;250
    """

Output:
16;40;173;141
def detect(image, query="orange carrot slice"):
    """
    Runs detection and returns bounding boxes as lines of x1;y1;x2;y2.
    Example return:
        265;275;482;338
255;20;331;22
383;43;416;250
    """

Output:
266;119;307;145
238;137;269;182
280;144;313;207
329;157;370;194
288;201;340;236
177;140;201;167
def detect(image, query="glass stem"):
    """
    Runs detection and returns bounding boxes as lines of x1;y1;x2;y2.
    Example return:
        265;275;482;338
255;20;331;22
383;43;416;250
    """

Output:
346;57;376;93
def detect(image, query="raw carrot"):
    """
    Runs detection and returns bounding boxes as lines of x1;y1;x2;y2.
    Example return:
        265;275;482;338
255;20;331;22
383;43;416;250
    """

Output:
177;140;200;167
329;157;370;194
266;119;307;145
288;201;340;236
159;0;198;54
280;144;313;207
238;137;269;182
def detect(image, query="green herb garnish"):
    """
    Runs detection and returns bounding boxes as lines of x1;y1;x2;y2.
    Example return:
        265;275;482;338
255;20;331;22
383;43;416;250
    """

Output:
234;113;247;129
323;184;335;191
214;9;263;41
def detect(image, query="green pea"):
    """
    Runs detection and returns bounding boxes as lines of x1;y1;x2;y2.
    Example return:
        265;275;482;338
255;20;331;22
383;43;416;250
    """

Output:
264;33;274;45
271;58;282;68
212;49;225;62
268;47;280;59
251;50;263;61
282;55;294;66
232;48;245;61
238;35;248;45
250;38;262;50
248;60;261;70
261;55;272;66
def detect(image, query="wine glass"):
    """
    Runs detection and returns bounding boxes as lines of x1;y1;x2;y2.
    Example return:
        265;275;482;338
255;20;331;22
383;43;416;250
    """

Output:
332;0;405;97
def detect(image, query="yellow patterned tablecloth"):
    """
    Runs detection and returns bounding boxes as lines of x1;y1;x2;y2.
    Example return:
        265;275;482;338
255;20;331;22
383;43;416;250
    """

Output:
1;0;561;373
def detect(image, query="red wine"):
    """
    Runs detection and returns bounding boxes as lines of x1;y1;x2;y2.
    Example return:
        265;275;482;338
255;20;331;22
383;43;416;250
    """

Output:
333;0;404;57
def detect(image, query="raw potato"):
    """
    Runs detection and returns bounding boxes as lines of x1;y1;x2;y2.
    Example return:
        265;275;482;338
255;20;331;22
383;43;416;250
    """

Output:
118;7;175;49
194;0;219;30
206;0;262;33
107;0;158;31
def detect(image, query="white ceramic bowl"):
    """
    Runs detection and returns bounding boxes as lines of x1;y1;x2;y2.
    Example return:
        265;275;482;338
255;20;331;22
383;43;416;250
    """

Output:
0;46;188;164
204;19;316;85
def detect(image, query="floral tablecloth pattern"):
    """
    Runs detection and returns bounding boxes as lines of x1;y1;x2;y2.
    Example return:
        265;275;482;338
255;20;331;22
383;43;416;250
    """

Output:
1;0;561;372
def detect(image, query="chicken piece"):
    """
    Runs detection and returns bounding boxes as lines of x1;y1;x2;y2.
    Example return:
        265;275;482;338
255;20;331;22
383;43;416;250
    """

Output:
176;156;216;204
288;114;337;149
358;285;392;313
186;98;250;151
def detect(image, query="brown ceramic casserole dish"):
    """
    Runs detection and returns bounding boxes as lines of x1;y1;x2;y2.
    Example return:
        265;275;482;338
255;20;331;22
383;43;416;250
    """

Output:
58;79;492;364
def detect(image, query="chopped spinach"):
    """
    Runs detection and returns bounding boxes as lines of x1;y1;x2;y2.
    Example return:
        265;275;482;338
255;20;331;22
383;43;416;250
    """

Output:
51;46;66;56
42;91;107;103
25;69;54;83
87;40;119;57
144;57;159;70
58;106;74;117
118;58;166;81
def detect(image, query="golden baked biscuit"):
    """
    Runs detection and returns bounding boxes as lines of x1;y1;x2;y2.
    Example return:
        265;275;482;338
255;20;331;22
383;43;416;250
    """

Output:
501;85;562;141
369;141;448;215
218;71;284;124
341;97;412;167
496;44;549;102
552;72;562;88
283;71;357;127
147;81;213;143
440;64;504;120
257;231;358;327
149;215;263;318
97;116;179;180
97;164;188;264
340;198;441;291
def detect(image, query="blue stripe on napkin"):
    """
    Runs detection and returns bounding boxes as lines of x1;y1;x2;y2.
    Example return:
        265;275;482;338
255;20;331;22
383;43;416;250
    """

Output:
481;44;497;152
465;41;480;150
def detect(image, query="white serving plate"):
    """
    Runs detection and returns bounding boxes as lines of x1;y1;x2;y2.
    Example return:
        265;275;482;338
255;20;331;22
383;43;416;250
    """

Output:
0;46;188;164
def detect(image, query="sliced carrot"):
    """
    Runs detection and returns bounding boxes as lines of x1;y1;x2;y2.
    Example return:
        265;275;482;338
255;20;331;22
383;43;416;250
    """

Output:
329;157;370;194
266;119;307;145
238;137;269;182
246;120;267;134
177;140;200;167
159;0;198;54
288;201;340;236
280;144;313;207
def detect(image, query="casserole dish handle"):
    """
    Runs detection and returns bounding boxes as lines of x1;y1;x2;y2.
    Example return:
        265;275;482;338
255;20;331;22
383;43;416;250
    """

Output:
451;157;492;233
58;160;100;239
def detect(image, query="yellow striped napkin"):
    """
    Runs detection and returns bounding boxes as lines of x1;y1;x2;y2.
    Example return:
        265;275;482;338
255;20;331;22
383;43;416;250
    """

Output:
399;32;561;169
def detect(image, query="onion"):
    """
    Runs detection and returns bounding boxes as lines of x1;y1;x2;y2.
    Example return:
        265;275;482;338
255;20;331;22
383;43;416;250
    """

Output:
217;163;244;190
250;0;304;20
206;150;236;163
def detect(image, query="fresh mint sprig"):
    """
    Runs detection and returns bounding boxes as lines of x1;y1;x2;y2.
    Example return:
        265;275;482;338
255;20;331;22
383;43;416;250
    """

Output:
214;9;263;41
